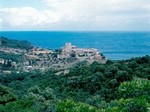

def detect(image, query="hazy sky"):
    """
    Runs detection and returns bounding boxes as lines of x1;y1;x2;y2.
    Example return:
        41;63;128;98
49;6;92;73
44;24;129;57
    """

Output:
0;0;150;31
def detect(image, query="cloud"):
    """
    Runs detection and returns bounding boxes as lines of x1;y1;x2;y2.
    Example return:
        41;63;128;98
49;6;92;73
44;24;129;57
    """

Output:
0;7;62;27
42;0;70;8
0;0;150;30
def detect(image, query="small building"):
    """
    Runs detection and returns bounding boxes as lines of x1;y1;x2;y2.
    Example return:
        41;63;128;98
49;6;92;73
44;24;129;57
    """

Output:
31;48;53;55
60;43;103;62
25;54;39;59
0;58;5;64
2;70;12;74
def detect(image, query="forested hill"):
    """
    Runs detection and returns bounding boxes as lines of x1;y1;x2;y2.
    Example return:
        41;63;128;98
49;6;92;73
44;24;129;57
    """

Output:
0;55;150;112
0;37;32;50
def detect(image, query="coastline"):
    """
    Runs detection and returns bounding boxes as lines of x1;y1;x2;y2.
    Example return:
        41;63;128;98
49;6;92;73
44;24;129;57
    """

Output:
0;31;149;60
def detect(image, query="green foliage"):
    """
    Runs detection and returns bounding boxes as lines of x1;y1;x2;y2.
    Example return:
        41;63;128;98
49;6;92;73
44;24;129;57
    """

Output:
0;99;36;112
27;86;57;112
0;37;32;50
0;85;57;112
107;98;148;112
0;72;37;84
0;51;23;63
118;78;150;101
56;99;99;112
0;84;16;105
0;55;150;111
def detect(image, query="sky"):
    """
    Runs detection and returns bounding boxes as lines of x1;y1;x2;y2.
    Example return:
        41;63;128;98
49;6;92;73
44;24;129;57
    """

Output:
0;0;150;31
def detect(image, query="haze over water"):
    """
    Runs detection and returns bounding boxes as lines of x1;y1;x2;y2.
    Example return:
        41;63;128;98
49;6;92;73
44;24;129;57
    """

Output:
0;31;150;60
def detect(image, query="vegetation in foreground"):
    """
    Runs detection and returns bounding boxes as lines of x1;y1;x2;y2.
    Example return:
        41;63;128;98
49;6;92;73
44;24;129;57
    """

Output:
0;55;150;112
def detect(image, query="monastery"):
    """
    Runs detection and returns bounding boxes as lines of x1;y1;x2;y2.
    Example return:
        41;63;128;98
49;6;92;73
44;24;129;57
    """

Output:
59;43;106;63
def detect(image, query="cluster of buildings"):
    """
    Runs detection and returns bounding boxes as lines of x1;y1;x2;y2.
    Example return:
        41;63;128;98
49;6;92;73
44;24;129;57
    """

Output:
59;43;106;63
0;47;26;54
25;47;53;60
0;58;17;74
0;43;106;74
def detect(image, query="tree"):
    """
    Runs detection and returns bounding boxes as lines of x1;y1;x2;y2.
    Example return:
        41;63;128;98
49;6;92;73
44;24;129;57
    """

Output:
107;98;148;112
118;78;150;101
56;99;99;112
0;84;16;105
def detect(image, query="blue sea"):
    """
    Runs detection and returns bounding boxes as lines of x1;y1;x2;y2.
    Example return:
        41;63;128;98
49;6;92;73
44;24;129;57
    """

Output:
0;31;150;60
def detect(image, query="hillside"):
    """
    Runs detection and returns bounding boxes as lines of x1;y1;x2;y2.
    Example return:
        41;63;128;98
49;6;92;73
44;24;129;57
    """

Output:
0;37;32;50
0;55;150;112
0;37;106;74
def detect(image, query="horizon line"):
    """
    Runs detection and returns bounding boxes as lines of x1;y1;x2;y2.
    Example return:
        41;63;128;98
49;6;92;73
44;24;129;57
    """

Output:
0;30;150;33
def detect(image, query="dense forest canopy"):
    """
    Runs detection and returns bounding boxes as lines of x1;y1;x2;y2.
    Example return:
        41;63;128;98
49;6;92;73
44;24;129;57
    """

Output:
0;55;150;112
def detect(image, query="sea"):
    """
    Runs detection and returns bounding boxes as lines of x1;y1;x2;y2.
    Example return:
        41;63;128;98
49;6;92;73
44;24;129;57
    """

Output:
0;31;150;60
